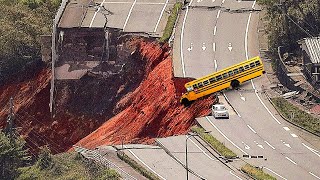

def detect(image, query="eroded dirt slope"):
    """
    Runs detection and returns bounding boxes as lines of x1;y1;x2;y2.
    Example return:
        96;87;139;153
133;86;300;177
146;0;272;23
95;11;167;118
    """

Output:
76;40;216;148
0;38;215;153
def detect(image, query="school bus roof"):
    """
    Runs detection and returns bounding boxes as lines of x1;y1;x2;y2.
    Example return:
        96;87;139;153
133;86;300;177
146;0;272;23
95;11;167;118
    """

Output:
185;56;261;87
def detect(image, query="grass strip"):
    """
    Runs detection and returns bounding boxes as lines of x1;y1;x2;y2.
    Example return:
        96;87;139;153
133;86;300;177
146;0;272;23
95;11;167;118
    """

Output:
159;2;183;43
241;164;276;180
191;126;237;158
117;152;160;180
271;97;320;135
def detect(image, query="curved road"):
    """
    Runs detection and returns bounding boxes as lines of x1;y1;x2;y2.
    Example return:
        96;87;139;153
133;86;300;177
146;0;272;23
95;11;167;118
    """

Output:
178;0;320;179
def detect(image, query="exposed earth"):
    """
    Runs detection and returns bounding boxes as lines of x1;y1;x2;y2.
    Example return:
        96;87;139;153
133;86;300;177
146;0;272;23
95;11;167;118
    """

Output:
0;37;216;154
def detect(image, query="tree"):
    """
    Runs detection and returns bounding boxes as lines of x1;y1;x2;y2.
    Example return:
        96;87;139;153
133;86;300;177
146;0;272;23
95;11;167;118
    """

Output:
0;130;30;180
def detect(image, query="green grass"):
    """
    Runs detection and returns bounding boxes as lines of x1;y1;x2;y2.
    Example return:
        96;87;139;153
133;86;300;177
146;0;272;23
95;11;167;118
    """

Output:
117;152;160;180
241;164;276;180
159;2;183;43
271;97;320;135
191;126;237;158
17;152;121;180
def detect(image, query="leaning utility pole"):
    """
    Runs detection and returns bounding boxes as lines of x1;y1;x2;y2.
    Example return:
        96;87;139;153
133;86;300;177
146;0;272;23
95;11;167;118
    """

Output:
4;97;15;140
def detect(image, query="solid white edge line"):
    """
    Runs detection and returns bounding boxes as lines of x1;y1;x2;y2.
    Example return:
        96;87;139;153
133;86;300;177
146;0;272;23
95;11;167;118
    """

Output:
223;93;241;117
309;172;320;179
264;140;276;150
126;145;166;180
206;116;247;155
264;167;287;180
189;137;216;161
89;0;106;27
247;124;257;134
302;143;320;158
123;0;137;30
230;171;243;180
285;156;297;165
180;0;193;77
154;0;169;32
246;0;281;124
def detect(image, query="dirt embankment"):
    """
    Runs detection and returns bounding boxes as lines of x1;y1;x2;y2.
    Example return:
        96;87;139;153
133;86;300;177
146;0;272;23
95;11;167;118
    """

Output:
76;40;216;148
0;38;215;153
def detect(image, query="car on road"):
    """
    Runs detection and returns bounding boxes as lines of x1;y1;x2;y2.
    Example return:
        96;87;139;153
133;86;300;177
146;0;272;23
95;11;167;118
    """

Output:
212;104;229;119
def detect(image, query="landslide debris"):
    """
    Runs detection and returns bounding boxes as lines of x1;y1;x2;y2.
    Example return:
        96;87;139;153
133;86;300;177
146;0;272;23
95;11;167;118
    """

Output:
0;37;216;154
76;39;216;148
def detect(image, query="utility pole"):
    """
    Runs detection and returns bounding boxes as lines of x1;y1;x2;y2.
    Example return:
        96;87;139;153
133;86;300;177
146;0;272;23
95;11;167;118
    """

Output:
4;97;15;140
279;0;290;41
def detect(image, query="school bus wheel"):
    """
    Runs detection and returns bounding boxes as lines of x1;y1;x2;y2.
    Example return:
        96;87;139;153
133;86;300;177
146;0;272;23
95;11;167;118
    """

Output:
181;98;191;106
231;80;240;89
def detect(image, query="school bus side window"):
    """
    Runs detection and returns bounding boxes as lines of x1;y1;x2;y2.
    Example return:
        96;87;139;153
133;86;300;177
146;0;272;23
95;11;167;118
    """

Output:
216;75;222;81
233;68;239;74
228;71;233;76
239;66;244;72
223;73;228;79
244;65;250;70
209;77;216;83
198;82;204;88
203;80;209;86
193;84;198;89
250;62;255;68
255;61;261;66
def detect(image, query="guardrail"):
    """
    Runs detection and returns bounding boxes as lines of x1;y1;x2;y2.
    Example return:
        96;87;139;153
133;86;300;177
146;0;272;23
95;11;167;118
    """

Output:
73;145;137;180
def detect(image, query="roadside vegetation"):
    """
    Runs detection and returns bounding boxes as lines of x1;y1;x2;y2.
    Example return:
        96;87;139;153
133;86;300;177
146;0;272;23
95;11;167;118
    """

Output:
241;164;276;180
257;0;320;58
117;152;160;180
191;126;237;158
159;2;183;43
271;97;320;135
18;150;121;180
0;0;61;86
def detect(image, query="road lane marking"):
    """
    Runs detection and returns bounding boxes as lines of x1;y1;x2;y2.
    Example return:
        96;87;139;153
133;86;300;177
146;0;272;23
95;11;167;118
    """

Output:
228;42;232;51
247;124;256;134
214;59;217;71
213;42;216;52
125;145;166;180
213;26;217;35
206;116;247;154
230;171;243;180
123;0;137;30
264;167;287;180
283;127;290;131
239;92;245;101
285;156;297;165
223;93;241;117
242;141;250;150
216;10;221;19
154;0;169;32
89;0;107;27
291;133;298;138
180;0;193;77
302;143;320;158
281;140;291;148
251;0;256;8
189;137;217;161
264;141;275;150
309;172;320;179
202;43;206;50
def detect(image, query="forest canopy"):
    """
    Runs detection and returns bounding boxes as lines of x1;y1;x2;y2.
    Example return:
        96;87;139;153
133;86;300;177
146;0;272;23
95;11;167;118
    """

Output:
257;0;320;56
0;0;61;85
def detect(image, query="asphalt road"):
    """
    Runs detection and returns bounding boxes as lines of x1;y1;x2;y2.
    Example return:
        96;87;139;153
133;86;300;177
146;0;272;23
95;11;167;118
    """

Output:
80;0;175;35
174;0;320;179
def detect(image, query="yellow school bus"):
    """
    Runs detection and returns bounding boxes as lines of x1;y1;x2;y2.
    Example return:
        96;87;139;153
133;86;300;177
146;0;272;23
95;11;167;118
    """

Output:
180;56;265;105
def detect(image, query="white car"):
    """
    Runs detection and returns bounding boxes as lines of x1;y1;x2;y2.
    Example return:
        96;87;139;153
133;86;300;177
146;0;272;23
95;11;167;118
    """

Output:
212;104;229;119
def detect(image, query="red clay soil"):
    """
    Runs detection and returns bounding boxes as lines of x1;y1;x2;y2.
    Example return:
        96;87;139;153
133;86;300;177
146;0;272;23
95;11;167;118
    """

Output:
76;40;216;148
0;38;215;154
